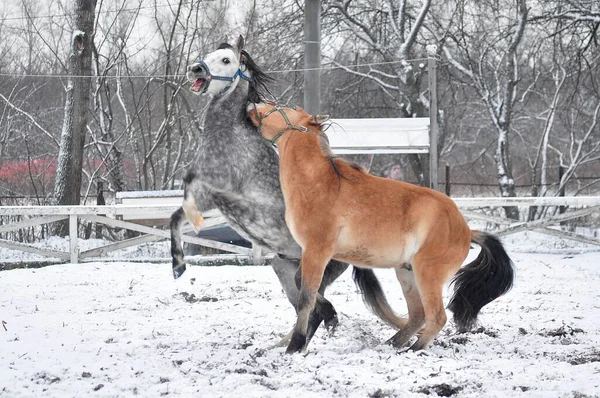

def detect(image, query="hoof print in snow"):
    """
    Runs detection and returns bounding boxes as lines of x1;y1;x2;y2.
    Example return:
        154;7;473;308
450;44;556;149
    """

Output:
32;372;60;385
251;348;266;359
238;341;253;350
540;325;584;338
369;388;394;398
93;384;104;391
566;350;600;366
469;326;499;338
179;292;218;303
450;336;469;345
518;327;528;335
415;383;463;397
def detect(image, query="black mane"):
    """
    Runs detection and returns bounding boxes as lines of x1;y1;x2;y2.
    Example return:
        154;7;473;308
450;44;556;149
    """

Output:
241;49;275;103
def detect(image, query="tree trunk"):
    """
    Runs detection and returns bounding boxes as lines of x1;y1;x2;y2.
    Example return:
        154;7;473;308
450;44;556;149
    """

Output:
495;128;520;220
53;0;96;236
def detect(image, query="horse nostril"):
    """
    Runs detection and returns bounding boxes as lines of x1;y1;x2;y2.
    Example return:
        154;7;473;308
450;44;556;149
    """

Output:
189;64;203;74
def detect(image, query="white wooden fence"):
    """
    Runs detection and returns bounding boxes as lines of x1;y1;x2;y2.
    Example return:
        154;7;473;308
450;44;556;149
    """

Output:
0;205;241;264
0;196;598;265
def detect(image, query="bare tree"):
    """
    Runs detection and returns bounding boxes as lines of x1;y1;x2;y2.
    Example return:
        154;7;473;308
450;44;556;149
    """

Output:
53;0;97;230
438;0;528;219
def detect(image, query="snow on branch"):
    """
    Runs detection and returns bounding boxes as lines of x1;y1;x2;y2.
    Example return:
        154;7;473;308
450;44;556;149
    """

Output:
0;92;59;147
327;59;400;91
398;0;431;59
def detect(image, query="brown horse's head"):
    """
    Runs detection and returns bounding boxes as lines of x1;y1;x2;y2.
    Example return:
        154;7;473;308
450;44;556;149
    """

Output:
247;102;330;143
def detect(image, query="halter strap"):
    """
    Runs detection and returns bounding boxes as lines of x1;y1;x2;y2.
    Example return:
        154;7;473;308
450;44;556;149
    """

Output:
258;104;326;148
195;59;252;95
196;59;252;82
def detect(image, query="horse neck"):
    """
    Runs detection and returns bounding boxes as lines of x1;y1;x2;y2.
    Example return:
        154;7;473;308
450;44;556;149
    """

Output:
206;81;249;122
277;129;331;179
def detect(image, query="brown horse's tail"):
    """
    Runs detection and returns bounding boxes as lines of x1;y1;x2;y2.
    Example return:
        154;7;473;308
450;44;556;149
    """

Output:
448;230;515;332
352;267;408;330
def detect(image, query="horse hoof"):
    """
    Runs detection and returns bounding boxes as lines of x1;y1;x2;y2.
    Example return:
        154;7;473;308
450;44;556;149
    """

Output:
173;263;187;279
386;334;412;349
408;341;427;352
324;314;339;335
266;329;294;350
285;332;306;354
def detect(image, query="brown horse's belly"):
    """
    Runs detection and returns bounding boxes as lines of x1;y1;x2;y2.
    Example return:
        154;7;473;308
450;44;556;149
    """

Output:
333;227;420;268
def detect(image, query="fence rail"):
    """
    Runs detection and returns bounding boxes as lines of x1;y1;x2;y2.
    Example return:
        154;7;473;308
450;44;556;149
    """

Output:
1;196;599;265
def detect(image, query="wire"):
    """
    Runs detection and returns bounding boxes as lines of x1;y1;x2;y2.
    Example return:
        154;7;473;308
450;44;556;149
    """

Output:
0;58;433;79
0;2;202;22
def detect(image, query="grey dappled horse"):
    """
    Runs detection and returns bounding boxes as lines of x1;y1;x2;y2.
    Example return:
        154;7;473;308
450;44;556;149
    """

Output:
170;36;399;348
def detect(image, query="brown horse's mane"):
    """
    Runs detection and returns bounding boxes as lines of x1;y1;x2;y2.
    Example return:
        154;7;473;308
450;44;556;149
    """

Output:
319;125;368;181
316;126;366;183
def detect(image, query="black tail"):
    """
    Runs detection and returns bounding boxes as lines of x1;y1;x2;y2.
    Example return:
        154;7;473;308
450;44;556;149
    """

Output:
170;207;187;279
352;267;408;330
448;231;515;332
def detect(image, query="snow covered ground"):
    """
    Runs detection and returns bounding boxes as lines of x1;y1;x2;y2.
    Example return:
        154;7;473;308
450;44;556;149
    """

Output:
1;233;599;397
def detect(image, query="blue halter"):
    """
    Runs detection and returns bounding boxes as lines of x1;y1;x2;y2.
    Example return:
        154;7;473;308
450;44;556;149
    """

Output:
195;59;252;95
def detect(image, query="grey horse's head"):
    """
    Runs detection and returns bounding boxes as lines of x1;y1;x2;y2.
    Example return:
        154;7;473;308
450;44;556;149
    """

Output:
187;35;274;102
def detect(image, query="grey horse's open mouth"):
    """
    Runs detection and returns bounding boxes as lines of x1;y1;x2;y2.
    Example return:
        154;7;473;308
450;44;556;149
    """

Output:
190;78;210;93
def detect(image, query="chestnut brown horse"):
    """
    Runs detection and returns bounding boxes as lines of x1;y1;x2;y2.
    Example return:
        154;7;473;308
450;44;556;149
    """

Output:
247;102;514;354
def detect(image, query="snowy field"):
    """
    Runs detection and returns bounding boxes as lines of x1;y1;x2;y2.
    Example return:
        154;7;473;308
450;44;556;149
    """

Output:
1;232;600;397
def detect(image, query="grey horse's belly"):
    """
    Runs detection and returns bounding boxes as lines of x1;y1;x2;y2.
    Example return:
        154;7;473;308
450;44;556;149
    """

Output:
212;195;302;259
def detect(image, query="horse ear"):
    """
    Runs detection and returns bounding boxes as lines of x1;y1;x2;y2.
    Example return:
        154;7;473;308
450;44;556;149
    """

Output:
246;103;260;125
313;114;330;124
236;35;245;55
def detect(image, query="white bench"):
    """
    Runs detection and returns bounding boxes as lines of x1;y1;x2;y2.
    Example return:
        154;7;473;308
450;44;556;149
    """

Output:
116;190;183;221
327;117;436;189
328;117;431;155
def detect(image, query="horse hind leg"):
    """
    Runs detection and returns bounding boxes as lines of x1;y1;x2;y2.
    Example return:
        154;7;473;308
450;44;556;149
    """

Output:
407;256;458;350
387;264;426;348
182;188;204;232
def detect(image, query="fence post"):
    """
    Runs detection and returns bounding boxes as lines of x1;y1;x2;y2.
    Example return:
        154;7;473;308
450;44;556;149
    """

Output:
445;164;451;196
427;46;439;191
304;0;321;115
558;165;566;215
69;214;79;264
96;181;105;238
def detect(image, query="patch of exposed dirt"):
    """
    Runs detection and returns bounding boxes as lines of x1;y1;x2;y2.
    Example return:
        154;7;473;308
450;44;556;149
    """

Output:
369;388;395;398
178;291;218;303
469;326;499;338
32;372;60;385
565;350;600;366
539;325;584;338
415;383;463;396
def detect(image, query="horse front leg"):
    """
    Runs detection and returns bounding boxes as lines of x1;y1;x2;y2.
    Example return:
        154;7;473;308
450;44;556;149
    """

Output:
286;242;335;354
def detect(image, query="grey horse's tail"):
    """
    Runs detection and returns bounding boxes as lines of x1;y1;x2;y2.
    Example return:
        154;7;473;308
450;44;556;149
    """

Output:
170;207;187;279
448;230;514;332
352;267;408;329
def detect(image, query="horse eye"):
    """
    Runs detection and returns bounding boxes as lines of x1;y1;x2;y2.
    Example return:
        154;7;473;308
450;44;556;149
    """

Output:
222;58;230;64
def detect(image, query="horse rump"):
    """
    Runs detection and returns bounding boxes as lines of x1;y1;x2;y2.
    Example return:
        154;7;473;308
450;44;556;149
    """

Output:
447;230;515;332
